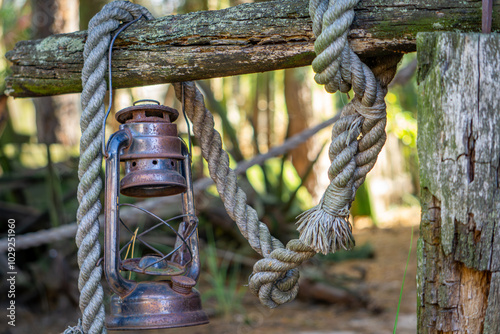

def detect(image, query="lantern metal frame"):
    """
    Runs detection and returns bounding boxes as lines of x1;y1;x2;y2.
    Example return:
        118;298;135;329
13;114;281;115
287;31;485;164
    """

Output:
102;102;208;330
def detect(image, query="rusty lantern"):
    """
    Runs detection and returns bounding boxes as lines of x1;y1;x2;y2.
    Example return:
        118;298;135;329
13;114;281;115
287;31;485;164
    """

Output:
103;100;208;330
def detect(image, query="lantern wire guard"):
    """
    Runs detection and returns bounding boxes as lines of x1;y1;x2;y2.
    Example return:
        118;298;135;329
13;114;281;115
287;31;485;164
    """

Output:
118;205;196;276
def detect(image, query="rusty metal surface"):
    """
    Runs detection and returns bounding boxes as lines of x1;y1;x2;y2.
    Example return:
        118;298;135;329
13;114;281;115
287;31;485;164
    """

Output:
117;103;186;197
104;101;208;330
121;256;186;276
171;276;196;295
106;281;208;330
120;166;187;197
104;129;137;297
116;103;179;123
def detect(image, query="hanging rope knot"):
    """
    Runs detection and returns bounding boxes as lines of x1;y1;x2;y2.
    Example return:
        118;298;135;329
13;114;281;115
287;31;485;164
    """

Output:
351;96;386;120
297;0;400;256
248;240;314;308
297;184;355;254
248;259;300;308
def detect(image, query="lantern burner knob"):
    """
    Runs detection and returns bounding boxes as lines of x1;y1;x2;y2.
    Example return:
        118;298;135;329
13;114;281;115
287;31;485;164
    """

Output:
171;276;196;295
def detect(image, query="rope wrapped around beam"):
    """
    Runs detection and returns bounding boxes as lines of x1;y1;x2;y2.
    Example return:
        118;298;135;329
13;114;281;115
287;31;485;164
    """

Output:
295;0;401;254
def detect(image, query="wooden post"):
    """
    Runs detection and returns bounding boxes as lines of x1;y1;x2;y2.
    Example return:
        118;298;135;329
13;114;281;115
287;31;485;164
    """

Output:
417;32;500;333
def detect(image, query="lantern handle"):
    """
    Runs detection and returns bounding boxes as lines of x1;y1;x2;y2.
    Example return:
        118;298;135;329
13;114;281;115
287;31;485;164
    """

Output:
133;99;161;106
101;15;144;159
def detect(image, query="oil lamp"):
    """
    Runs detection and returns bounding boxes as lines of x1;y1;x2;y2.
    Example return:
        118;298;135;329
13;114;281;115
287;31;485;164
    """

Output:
103;99;208;330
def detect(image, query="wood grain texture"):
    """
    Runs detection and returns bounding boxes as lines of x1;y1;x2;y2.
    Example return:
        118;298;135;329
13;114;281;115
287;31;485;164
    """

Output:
417;32;500;333
5;0;500;97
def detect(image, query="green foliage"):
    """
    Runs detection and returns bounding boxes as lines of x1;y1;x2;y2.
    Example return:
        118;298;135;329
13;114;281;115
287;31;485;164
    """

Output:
387;53;420;197
201;226;246;317
1;0;31;92
394;226;414;333
350;182;373;218
386;55;418;149
243;154;318;237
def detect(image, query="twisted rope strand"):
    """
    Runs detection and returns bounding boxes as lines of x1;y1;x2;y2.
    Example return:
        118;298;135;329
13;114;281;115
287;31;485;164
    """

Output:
173;82;316;308
72;2;153;333
297;0;399;254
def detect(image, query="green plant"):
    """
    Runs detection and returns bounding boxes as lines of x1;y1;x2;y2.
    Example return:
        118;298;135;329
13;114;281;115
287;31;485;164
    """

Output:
202;226;247;317
393;226;414;333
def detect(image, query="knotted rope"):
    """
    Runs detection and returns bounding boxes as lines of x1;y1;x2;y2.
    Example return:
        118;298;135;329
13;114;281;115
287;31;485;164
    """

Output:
69;2;153;334
296;0;400;254
173;82;316;308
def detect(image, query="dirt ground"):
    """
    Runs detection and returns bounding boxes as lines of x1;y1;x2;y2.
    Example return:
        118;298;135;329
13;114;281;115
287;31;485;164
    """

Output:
2;207;420;334
175;209;420;334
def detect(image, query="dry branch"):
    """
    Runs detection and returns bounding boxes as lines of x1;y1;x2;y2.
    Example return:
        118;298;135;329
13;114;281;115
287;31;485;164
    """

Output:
5;0;499;97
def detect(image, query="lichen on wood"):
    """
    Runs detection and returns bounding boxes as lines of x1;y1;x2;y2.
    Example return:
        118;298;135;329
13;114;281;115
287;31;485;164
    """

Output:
4;0;500;98
417;32;500;333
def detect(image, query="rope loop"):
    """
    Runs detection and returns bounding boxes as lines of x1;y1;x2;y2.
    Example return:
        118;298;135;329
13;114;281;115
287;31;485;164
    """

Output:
351;97;386;120
296;0;400;255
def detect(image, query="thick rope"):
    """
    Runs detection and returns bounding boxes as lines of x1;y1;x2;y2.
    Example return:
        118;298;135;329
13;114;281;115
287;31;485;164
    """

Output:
173;82;316;308
167;0;398;307
0;116;337;252
72;2;153;334
296;0;398;254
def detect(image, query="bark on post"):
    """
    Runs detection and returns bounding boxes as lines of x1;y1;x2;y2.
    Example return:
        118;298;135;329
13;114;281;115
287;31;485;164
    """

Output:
417;32;500;333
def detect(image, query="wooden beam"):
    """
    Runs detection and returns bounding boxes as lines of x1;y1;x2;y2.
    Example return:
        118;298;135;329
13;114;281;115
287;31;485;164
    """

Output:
5;0;499;97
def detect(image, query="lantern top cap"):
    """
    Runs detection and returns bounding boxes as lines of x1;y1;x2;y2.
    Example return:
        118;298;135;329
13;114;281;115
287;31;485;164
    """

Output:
116;101;179;124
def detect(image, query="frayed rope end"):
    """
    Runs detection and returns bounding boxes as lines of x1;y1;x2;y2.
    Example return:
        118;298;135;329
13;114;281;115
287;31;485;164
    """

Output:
62;319;84;334
296;206;355;255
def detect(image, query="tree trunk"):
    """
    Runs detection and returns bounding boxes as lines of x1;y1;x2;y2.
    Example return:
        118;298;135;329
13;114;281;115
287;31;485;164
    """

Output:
284;68;316;193
31;0;79;146
417;32;500;333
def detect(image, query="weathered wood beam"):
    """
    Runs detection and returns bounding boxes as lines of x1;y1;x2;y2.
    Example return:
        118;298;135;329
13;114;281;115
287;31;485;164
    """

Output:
5;0;499;97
